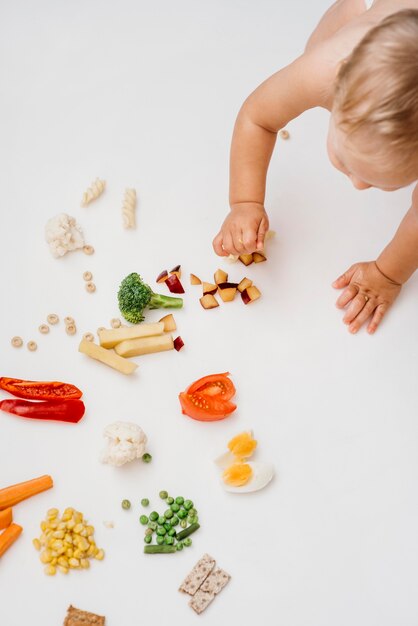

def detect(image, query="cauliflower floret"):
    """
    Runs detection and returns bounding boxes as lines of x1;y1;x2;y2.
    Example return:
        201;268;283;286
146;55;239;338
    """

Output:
45;213;85;258
100;421;148;467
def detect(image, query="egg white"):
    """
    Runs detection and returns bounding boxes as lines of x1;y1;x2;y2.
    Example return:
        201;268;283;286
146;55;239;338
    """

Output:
221;461;274;493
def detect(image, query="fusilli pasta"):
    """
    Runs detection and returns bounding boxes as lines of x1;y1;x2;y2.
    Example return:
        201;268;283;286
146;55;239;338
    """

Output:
81;178;106;206
121;188;137;229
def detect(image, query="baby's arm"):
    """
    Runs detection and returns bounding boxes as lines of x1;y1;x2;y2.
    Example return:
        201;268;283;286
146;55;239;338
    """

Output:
333;184;418;333
213;51;331;256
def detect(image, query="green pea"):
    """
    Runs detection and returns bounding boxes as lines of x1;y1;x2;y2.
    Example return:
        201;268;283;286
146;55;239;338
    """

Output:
189;508;197;516
149;511;159;522
156;526;166;536
141;498;149;507
158;516;165;525
164;509;173;519
145;528;153;537
140;515;149;525
171;516;179;526
148;521;158;531
170;503;180;513
166;496;174;505
159;490;168;499
183;500;193;511
121;499;131;510
165;535;174;545
168;528;176;537
142;453;152;463
176;541;184;551
156;535;164;545
183;538;192;547
180;519;187;529
188;515;198;525
144;535;152;544
163;523;171;532
175;497;184;505
177;509;187;519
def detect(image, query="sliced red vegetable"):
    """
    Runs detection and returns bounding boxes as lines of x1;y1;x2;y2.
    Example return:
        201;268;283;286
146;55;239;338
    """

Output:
165;274;185;294
174;336;184;351
186;372;236;401
0;378;82;401
179;392;236;422
0;399;85;423
179;373;237;421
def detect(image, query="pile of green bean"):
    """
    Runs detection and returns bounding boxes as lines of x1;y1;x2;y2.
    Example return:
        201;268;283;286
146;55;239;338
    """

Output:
139;491;200;554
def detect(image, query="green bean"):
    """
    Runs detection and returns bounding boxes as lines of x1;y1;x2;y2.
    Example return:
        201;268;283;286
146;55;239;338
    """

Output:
183;538;192;547
164;509;173;519
166;496;174;505
176;522;200;541
142;453;152;463
159;490;168;499
144;544;177;554
140;515;149;525
175;497;184;505
149;511;159;522
144;535;152;544
141;498;149;507
121;499;131;510
183;500;193;511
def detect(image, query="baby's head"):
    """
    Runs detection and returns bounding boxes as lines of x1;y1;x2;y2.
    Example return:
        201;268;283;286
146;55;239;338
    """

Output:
328;9;418;191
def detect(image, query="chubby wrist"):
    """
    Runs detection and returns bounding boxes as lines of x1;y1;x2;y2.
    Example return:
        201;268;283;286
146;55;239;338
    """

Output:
229;201;265;213
374;259;404;286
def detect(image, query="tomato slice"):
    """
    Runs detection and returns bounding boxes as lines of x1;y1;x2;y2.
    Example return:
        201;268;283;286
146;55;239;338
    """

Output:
179;392;236;422
186;373;235;401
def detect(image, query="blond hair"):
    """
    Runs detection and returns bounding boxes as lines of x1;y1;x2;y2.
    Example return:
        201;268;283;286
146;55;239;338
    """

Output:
334;9;418;175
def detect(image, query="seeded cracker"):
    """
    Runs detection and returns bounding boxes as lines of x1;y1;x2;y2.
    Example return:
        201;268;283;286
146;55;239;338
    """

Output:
178;553;216;595
200;567;231;594
64;605;105;626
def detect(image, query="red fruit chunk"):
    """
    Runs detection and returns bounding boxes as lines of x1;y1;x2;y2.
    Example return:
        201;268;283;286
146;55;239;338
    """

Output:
156;270;169;283
165;274;185;294
174;336;184;351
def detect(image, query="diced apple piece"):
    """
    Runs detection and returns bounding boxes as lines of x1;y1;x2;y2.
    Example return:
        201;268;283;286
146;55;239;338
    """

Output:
79;339;138;375
115;334;174;357
173;336;184;351
190;273;202;285
217;282;238;302
241;285;261;305
202;282;217;296
200;294;219;309
169;265;181;279
98;322;164;349
156;270;169;283
237;277;253;293
165;274;185;294
214;269;228;285
158;314;177;332
238;253;254;266
253;252;267;263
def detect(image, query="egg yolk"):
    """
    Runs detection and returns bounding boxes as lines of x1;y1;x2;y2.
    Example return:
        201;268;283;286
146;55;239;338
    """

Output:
227;432;257;459
222;462;253;486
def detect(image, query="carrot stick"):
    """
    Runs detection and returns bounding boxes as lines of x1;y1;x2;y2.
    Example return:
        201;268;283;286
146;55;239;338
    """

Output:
0;507;13;530
0;523;23;558
0;475;53;510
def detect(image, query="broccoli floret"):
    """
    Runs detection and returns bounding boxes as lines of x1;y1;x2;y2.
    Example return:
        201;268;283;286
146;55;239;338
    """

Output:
118;273;183;324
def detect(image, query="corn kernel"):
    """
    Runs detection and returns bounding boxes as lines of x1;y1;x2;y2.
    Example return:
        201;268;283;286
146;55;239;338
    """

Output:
95;549;105;561
58;556;69;567
66;519;75;530
49;521;58;530
64;534;73;544
58;565;69;574
87;544;96;556
51;540;63;549
86;525;94;535
80;528;88;538
73;513;83;523
73;549;83;559
41;521;47;531
45;565;56;576
66;548;74;558
69;558;80;568
32;538;41;551
80;559;90;569
73;523;83;534
78;539;89;551
47;508;59;518
53;530;65;539
57;522;67;530
51;557;58;566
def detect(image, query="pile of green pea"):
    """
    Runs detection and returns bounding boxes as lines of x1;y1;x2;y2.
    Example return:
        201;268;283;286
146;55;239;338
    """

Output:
122;490;200;554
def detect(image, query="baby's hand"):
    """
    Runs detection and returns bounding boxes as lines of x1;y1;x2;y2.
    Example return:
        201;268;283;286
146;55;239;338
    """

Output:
332;261;402;334
212;203;269;256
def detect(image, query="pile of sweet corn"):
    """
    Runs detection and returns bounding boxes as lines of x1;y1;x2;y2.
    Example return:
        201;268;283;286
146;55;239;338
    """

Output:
33;507;105;576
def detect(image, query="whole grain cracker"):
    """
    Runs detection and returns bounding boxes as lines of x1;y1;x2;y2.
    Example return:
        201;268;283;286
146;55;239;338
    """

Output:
188;590;216;615
200;567;231;594
178;553;216;596
64;605;105;626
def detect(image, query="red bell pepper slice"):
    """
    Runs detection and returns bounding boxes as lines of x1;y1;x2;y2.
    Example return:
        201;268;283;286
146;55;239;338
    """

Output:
0;399;85;423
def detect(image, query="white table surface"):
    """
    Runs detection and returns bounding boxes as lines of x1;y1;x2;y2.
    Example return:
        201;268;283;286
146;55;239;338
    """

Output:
1;1;417;625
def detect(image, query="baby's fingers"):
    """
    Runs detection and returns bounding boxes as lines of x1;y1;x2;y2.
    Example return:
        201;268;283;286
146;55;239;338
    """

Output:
256;217;269;251
332;265;356;289
367;304;387;334
335;284;357;309
212;231;227;256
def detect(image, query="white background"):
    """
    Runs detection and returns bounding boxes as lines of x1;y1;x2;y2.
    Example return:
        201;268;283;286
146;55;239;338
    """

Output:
0;1;417;625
